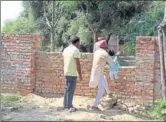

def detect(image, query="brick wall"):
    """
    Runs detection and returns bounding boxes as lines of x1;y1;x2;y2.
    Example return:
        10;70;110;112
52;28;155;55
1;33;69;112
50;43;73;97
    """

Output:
0;34;40;95
135;37;156;104
1;35;162;104
35;52;136;99
34;36;161;104
34;52;96;97
135;37;162;103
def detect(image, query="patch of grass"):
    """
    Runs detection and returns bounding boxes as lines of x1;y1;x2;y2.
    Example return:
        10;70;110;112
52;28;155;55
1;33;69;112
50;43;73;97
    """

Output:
147;99;166;120
1;94;21;102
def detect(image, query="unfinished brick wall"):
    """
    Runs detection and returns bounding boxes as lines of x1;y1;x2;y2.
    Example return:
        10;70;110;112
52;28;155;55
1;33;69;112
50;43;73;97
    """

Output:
0;34;40;95
35;52;96;97
1;34;162;104
35;52;136;100
135;37;156;103
34;36;161;104
135;37;162;103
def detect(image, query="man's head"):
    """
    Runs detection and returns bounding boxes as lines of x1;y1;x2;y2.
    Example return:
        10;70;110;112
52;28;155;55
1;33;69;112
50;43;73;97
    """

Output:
97;37;103;42
108;50;115;56
119;40;124;48
71;36;80;48
99;40;107;49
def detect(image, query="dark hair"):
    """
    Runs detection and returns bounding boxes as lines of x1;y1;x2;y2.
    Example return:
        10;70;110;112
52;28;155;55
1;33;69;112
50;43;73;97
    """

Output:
71;36;80;44
119;40;124;45
109;50;115;56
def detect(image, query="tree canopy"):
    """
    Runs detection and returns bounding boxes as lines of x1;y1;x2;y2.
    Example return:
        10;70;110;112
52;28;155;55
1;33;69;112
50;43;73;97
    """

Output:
2;1;165;55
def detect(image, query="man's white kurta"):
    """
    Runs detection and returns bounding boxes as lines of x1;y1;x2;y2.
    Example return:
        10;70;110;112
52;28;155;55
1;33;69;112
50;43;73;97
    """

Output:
89;48;116;88
93;41;100;52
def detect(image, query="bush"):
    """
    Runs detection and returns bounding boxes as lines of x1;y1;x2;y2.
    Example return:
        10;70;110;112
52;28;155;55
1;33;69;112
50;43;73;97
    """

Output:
148;99;166;120
1;94;21;102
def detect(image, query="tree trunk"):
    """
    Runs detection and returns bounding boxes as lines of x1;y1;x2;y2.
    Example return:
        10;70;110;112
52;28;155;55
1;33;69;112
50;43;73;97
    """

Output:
163;4;166;76
163;26;166;79
162;24;166;99
158;2;166;99
93;32;97;44
158;28;166;99
50;0;55;52
50;32;54;52
106;32;112;44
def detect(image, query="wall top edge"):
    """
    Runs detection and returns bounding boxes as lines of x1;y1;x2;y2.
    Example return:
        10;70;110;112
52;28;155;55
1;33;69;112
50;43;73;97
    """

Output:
3;33;40;36
136;36;157;38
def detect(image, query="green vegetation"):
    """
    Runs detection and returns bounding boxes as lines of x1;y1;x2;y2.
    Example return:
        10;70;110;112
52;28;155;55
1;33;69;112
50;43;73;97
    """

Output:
1;94;21;102
1;1;165;55
147;99;166;120
2;17;37;34
120;1;165;55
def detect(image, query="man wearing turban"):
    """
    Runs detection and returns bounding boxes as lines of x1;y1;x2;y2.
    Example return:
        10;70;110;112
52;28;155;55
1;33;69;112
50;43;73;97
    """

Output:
89;39;118;111
93;37;104;52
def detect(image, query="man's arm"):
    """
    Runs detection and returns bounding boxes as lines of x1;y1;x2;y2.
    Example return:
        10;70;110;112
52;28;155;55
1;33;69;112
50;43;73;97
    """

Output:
107;51;120;66
115;51;121;56
74;49;82;81
75;58;82;81
106;56;117;66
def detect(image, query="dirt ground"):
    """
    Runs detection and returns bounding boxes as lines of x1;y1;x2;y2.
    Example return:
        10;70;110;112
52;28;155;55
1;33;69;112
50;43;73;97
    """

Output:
1;93;145;121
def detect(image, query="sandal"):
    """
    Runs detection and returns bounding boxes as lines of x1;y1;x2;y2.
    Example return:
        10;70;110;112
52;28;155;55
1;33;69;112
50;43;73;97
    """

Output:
107;93;114;98
89;106;101;111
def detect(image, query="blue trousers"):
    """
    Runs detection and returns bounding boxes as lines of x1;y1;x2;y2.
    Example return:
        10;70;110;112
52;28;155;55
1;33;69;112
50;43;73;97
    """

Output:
63;76;77;108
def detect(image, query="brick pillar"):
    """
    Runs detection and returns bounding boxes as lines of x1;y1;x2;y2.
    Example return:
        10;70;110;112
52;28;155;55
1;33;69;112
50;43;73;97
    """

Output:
3;34;40;95
17;34;40;95
135;36;157;104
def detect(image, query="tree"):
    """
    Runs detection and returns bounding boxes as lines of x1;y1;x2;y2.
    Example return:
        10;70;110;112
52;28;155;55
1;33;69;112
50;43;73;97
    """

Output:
78;1;150;50
2;17;37;33
43;1;65;52
78;1;110;45
158;3;166;99
3;0;151;52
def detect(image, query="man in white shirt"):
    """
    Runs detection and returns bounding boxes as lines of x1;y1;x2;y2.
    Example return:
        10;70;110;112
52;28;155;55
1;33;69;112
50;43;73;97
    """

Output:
63;36;82;112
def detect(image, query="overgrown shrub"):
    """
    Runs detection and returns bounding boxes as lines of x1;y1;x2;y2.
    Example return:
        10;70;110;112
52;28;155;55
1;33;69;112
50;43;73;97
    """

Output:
148;99;166;120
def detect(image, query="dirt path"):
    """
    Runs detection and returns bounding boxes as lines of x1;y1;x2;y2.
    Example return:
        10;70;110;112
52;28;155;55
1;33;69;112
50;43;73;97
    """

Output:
2;93;143;121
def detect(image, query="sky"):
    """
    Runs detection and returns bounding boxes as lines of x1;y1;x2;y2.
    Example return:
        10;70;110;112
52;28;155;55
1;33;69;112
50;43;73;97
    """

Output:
1;1;23;29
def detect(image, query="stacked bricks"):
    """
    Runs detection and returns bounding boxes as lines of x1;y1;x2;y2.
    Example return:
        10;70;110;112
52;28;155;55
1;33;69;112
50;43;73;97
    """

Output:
105;66;136;100
35;52;65;95
0;34;40;95
35;52;137;100
1;34;162;104
35;52;98;97
135;37;157;104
